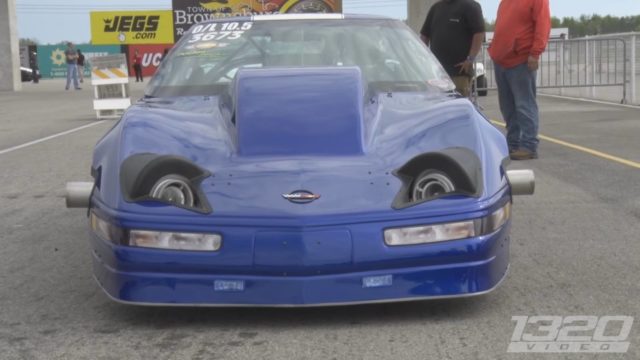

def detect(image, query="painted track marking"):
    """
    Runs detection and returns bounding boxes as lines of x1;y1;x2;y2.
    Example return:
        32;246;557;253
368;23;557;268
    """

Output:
0;121;106;156
490;120;640;170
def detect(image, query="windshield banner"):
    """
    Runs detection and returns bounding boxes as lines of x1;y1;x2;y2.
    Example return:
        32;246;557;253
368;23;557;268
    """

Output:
91;11;175;45
172;0;342;41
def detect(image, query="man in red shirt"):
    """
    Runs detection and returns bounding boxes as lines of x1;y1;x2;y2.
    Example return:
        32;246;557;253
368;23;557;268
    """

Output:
488;0;551;160
133;50;143;82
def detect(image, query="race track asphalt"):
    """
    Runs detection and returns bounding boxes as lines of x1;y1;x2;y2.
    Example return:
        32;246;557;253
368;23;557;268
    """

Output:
0;81;638;360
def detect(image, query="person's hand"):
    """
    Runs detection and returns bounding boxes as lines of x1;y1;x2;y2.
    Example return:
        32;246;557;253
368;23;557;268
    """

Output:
455;59;473;75
527;56;539;71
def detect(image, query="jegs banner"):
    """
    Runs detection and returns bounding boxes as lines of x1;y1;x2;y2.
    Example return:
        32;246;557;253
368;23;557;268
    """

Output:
91;11;174;45
172;0;342;41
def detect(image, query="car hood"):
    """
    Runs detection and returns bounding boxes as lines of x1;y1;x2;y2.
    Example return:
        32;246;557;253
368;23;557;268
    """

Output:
93;83;507;218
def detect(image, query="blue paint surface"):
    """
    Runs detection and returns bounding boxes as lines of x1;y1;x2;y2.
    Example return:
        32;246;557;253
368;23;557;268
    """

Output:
235;67;364;156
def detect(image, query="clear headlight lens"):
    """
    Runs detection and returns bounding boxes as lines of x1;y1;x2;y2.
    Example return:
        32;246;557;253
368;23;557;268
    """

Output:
129;230;222;251
384;220;476;246
90;212;222;251
90;212;124;244
384;202;511;246
485;202;511;233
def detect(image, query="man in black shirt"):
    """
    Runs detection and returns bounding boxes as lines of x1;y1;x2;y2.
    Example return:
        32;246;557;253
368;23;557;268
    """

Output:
421;0;485;97
29;51;39;84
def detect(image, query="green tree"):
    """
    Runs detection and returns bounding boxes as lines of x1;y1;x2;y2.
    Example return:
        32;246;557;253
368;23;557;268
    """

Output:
19;38;39;46
559;14;640;37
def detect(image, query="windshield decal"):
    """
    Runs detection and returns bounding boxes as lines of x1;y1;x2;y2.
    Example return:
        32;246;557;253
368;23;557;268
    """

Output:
184;42;231;50
188;21;253;43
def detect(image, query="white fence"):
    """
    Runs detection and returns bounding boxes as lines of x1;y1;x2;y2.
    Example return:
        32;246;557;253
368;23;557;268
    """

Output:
476;33;640;106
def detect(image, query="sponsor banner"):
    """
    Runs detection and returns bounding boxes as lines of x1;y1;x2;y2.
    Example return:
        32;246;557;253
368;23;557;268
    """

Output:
37;44;121;79
172;0;342;41
91;10;174;45
126;44;174;78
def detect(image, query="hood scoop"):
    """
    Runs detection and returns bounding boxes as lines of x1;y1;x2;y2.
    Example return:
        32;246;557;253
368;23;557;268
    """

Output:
234;67;364;156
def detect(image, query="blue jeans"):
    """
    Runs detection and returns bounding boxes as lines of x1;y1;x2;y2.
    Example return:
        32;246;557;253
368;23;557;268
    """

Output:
494;62;539;152
66;63;79;89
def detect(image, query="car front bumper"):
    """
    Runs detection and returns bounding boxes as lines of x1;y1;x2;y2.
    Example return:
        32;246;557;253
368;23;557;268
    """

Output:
90;224;510;307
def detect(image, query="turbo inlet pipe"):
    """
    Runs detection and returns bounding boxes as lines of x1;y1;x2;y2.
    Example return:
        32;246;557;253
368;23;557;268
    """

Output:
506;170;535;196
66;182;94;208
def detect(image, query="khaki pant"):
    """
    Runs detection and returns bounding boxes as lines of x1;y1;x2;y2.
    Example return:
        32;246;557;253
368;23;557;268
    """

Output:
77;65;84;82
452;75;471;97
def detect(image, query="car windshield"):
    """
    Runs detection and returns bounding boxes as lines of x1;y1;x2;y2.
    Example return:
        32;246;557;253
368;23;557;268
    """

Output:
145;18;454;98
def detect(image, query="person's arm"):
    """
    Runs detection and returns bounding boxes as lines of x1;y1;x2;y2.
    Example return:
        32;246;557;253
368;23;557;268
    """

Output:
528;0;551;70
420;7;435;47
455;1;486;74
468;32;484;60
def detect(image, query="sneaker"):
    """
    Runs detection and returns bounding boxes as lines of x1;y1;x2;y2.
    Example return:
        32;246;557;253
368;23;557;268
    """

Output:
510;149;538;160
75;87;82;90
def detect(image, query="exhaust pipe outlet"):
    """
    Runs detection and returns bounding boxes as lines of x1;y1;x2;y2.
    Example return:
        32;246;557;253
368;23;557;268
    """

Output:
506;170;535;196
66;182;94;208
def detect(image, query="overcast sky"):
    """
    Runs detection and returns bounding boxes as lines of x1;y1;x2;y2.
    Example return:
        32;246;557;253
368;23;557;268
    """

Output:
16;0;640;44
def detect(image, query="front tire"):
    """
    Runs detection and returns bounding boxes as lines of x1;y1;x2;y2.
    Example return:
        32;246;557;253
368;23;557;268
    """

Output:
477;75;488;97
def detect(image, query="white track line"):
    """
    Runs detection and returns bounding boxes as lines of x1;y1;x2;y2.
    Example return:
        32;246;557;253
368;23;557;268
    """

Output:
539;93;640;109
0;121;106;156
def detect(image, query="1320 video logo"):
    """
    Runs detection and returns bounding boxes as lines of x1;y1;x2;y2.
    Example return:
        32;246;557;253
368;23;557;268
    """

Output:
508;315;633;353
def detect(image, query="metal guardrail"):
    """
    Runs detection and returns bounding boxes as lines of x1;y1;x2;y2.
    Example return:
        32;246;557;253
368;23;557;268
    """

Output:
579;32;640;105
474;37;629;104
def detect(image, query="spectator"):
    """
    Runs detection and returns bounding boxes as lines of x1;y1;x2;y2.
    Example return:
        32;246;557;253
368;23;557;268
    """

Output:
29;51;39;84
133;50;143;82
77;49;85;83
489;0;551;160
64;42;81;90
420;0;485;97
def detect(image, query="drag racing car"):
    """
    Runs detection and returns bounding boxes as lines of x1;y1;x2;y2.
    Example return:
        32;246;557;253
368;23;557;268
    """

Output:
66;14;534;306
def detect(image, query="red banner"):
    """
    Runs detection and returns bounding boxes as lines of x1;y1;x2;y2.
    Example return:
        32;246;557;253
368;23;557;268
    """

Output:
127;44;173;78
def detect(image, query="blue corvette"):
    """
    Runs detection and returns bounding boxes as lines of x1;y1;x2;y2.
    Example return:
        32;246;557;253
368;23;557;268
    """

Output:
66;14;534;306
